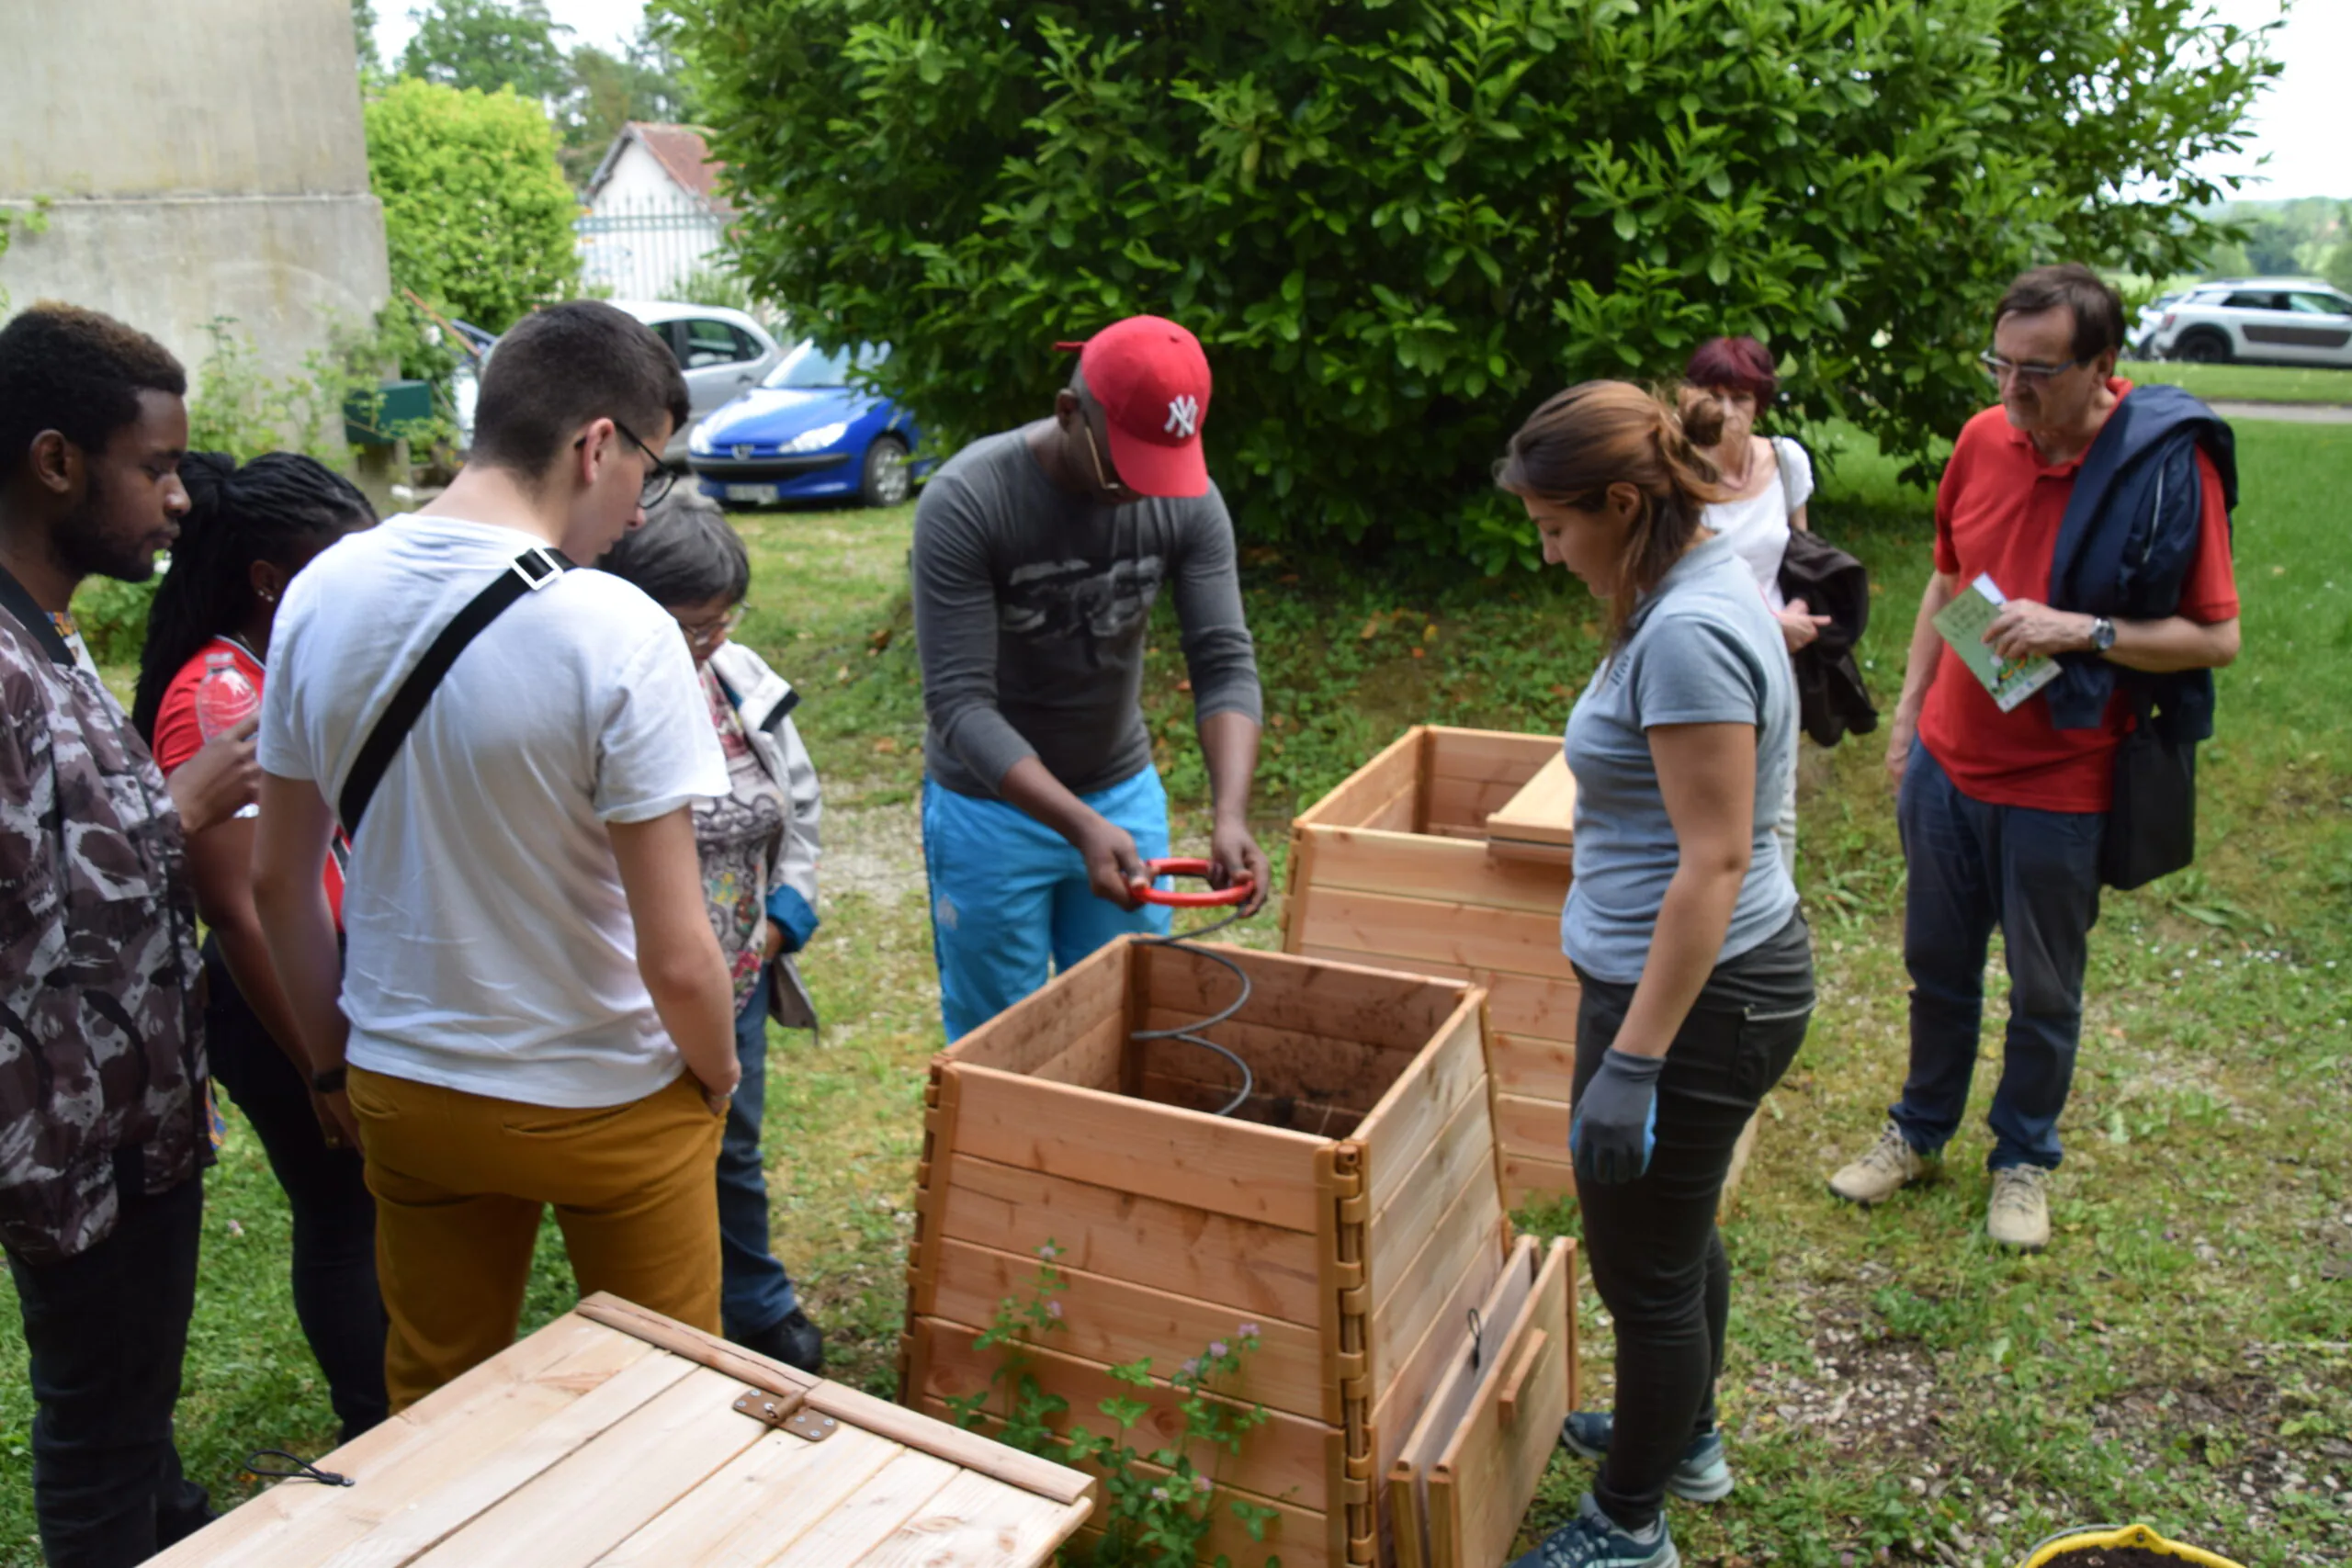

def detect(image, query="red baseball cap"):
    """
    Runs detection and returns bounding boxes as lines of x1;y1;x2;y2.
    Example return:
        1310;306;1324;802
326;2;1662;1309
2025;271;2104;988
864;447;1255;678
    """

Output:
1054;316;1213;498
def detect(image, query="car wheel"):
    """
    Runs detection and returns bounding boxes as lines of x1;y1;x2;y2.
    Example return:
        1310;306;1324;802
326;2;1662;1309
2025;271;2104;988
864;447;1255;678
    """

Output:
861;434;911;508
2174;331;2231;365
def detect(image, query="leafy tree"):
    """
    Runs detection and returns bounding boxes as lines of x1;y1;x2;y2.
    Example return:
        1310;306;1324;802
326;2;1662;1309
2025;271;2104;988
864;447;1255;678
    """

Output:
667;0;2281;567
560;24;703;179
363;77;581;335
399;0;571;101
352;0;381;75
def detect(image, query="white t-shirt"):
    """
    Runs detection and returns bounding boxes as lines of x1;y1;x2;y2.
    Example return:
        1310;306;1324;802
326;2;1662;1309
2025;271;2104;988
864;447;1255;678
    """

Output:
258;513;728;1108
1702;436;1814;612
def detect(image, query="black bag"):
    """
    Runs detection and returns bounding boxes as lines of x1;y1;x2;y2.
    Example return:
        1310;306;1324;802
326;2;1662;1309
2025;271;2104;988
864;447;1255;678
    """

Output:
2099;689;2197;891
338;545;572;834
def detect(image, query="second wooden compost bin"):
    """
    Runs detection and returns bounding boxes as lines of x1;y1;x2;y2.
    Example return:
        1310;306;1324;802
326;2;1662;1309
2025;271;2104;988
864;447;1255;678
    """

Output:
1283;726;1585;1207
899;935;1572;1568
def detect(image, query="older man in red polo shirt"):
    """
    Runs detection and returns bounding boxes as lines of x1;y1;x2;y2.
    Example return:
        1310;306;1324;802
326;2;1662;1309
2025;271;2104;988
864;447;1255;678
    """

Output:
1829;265;2241;1249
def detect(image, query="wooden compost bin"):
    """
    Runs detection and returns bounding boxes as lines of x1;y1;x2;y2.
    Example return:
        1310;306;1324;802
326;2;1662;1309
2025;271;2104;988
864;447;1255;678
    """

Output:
154;1293;1091;1568
1283;726;1586;1208
900;936;1570;1568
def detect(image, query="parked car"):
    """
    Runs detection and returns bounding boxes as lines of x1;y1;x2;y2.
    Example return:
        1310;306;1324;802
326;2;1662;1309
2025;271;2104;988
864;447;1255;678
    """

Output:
2141;278;2352;367
610;300;786;460
2124;291;2183;359
684;341;927;509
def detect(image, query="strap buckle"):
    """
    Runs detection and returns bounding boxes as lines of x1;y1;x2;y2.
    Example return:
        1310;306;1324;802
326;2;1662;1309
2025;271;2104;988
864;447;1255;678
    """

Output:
510;547;565;591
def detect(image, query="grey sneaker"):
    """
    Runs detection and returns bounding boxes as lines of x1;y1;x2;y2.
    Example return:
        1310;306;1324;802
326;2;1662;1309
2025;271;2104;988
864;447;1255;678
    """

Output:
1987;1166;2052;1250
1828;1121;1932;1206
1508;1494;1679;1568
1558;1412;1734;1503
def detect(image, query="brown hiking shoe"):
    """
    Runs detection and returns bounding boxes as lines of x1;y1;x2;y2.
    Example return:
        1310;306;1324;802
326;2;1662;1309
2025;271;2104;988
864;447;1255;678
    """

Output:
1828;1121;1932;1206
1987;1166;2052;1250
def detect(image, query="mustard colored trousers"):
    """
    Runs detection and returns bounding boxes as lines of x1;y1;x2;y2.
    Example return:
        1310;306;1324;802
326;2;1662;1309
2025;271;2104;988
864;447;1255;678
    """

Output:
346;1066;723;1412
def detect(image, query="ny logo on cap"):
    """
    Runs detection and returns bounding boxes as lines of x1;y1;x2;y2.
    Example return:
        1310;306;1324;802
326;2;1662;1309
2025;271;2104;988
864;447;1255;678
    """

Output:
1164;394;1200;440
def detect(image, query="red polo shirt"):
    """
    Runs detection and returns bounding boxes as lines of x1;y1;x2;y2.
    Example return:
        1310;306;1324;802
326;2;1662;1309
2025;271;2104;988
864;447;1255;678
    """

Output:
1917;380;2239;814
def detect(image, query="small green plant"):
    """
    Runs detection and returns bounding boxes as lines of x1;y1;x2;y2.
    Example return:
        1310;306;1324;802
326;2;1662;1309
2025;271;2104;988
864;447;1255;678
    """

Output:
948;1243;1279;1568
0;197;53;315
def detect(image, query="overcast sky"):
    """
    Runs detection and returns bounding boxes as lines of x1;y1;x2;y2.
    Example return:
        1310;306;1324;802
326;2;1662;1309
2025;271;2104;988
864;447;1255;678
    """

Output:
374;0;2343;202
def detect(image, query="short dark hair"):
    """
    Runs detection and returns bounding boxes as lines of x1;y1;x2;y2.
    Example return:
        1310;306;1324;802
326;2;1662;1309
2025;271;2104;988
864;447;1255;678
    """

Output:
594;488;751;608
1683;336;1779;401
470;301;691;476
0;302;187;483
1996;265;2126;363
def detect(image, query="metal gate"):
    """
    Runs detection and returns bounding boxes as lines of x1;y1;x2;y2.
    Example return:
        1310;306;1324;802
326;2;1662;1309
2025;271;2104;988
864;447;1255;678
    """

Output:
575;195;728;300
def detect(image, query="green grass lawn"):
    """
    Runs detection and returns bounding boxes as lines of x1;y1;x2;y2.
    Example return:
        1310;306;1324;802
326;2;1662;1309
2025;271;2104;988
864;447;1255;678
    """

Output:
4;425;2348;1565
2126;360;2352;405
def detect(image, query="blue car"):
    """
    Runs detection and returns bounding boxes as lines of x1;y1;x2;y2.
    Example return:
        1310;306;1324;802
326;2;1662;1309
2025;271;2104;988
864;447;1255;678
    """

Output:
684;341;927;509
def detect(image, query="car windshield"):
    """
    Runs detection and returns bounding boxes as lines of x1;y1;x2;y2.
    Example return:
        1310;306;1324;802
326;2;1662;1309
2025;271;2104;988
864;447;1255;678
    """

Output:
763;342;882;389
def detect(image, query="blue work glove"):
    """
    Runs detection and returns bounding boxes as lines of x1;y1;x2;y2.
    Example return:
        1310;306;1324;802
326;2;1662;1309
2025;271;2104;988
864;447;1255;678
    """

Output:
1569;1049;1664;1186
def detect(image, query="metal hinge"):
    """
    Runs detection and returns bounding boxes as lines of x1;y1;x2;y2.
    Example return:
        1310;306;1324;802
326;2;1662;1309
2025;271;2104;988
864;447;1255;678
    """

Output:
732;1385;838;1442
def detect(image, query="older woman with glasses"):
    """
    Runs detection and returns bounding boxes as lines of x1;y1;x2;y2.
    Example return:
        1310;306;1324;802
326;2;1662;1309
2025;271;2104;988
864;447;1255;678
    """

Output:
597;491;828;1372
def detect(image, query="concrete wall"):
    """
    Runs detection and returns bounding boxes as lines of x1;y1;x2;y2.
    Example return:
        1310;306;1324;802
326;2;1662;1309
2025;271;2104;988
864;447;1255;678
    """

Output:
0;0;390;387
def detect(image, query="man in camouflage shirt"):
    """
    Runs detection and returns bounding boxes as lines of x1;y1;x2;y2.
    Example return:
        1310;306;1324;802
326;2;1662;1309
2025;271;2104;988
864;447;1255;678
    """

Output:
0;304;259;1568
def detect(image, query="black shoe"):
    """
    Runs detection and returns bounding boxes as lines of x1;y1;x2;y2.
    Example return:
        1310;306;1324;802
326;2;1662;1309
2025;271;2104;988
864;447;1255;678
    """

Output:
734;1307;824;1374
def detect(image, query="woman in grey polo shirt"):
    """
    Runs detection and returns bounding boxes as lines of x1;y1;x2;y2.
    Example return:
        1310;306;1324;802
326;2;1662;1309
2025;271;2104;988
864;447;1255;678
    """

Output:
1498;383;1815;1568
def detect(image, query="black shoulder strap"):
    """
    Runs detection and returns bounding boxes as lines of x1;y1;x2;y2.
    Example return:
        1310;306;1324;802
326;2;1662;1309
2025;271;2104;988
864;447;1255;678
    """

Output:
338;545;572;835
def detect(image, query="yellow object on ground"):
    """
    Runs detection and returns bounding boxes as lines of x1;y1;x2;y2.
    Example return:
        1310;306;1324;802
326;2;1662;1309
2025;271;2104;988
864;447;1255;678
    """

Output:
2019;1522;2245;1567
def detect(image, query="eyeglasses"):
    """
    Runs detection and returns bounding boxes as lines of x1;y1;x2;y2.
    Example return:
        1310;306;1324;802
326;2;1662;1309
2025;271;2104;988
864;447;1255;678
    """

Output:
578;419;677;509
675;604;744;650
1979;351;2093;385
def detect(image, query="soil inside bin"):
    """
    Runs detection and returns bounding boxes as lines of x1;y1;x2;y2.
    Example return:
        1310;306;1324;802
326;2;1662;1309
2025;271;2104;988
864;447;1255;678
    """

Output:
2037;1548;2201;1566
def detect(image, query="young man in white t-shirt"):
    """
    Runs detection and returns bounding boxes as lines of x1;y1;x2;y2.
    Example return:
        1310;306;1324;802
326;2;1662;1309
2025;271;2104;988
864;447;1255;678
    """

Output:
251;301;740;1410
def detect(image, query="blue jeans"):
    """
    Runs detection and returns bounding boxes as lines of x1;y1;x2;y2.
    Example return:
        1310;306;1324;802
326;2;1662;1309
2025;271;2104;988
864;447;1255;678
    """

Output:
922;769;1172;1042
719;968;797;1339
1893;746;2104;1171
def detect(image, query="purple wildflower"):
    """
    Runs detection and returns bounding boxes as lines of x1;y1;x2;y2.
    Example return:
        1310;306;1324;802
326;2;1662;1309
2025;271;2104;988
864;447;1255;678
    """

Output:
1238;1322;1261;1339
1044;1299;1063;1319
1193;1474;1214;1494
1208;1339;1228;1358
1151;1486;1169;1502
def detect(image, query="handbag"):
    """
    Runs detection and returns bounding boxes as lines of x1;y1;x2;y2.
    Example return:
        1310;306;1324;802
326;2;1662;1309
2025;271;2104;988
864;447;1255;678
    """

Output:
2099;686;2197;891
338;545;573;834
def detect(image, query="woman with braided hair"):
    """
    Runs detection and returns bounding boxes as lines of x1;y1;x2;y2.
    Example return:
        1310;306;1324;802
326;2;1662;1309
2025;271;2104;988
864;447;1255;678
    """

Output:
1497;384;1815;1568
134;452;385;1441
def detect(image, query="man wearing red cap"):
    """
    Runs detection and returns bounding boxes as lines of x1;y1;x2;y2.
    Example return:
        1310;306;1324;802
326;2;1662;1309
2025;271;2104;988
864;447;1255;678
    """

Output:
912;315;1268;1039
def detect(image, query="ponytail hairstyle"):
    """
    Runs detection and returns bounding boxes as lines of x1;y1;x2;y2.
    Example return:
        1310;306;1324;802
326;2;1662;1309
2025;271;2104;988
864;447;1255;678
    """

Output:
1496;381;1726;646
132;452;376;742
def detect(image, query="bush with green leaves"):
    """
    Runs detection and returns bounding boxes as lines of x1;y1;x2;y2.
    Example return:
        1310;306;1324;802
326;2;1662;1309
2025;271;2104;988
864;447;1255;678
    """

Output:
667;0;2278;569
363;76;581;339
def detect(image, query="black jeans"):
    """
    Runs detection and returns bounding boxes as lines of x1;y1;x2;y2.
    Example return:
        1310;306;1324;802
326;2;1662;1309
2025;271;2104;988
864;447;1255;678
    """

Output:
6;1177;212;1568
204;940;389;1440
1572;912;1815;1533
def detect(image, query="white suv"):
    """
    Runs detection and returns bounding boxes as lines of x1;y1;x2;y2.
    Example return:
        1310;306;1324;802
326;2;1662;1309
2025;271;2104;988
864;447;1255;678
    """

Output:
2143;279;2352;367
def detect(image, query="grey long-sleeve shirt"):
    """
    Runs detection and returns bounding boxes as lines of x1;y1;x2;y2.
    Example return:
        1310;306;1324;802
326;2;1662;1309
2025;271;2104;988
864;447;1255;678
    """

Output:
913;428;1262;799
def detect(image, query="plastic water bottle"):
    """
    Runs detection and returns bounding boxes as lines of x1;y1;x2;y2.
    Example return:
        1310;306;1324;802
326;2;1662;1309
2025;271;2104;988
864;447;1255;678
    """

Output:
193;649;260;740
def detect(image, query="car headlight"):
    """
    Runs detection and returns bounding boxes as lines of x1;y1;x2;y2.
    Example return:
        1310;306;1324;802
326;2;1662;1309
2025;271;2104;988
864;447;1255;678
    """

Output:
688;422;715;456
784;422;850;454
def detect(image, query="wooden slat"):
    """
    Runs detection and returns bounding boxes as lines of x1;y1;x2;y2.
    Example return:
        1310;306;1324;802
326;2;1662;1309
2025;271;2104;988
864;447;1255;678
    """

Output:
1500;1152;1577;1210
407;1366;765;1567
1136;941;1465;1055
854;1469;1091;1568
1136;1070;1365;1141
1423;774;1530;833
1366;1223;1510;1481
1388;1239;1542;1568
1422;728;1557;785
1369;1170;1507;1398
151;1316;671;1568
588;1423;902;1568
1428;1239;1574;1568
944;938;1128;1078
1488;1032;1575;1104
936;1155;1324;1328
1480;752;1577;850
1366;1083;1502;1315
1136;1010;1413;1105
948;1063;1323;1234
1493;1093;1569;1161
1356;998;1489;1220
1297;827;1566;914
758;1449;962;1568
1294;728;1423;829
579;1294;1093;1507
1478;971;1578;1039
929;1238;1329;1421
1067;1474;1329;1568
1360;778;1418;833
1294;887;1567;983
1031;1010;1126;1091
910;1318;1339;1514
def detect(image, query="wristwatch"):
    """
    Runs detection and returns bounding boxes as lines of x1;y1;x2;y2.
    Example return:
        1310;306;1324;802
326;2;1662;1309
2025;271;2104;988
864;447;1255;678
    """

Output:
311;1066;348;1095
2087;616;2116;653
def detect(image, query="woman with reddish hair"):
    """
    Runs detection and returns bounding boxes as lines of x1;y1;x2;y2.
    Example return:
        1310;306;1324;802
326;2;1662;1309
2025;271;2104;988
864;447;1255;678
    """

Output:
1679;336;1822;871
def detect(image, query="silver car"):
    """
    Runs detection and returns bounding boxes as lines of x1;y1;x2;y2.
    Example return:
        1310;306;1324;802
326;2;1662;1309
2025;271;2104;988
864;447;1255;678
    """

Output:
2143;278;2352;367
610;300;786;460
